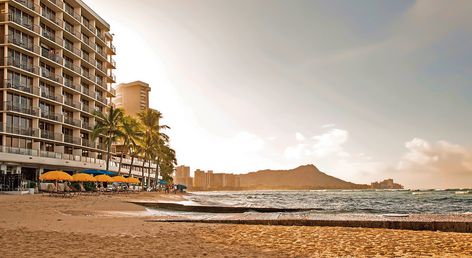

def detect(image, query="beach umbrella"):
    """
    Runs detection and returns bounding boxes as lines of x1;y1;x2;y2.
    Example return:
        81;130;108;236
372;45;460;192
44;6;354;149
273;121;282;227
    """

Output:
127;177;140;184
72;173;96;182
111;175;127;183
39;171;73;181
94;174;113;182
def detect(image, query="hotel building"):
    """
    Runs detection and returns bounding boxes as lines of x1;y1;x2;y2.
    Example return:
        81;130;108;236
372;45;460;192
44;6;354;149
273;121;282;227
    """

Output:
0;0;155;191
112;80;151;117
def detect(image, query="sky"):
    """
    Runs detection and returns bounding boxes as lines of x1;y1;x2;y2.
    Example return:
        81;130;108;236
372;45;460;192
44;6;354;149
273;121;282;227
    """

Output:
85;0;472;188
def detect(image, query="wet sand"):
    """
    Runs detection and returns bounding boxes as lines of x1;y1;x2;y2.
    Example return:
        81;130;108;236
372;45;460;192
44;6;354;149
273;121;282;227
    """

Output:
1;193;472;257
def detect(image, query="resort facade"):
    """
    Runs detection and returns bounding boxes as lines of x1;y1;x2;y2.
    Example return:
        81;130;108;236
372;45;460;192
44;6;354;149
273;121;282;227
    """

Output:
0;0;155;191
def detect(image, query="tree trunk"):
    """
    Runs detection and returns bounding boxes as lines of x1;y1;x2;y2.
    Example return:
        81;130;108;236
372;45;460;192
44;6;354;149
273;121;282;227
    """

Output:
128;155;135;177
147;161;152;189
117;151;124;175
141;160;146;188
105;135;113;171
154;157;160;188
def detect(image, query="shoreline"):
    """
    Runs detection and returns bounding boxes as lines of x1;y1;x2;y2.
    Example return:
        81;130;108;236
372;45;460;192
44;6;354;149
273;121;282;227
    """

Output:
1;193;472;257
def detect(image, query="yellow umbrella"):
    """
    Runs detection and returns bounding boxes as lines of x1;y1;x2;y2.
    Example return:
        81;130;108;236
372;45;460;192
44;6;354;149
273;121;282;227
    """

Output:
94;174;113;182
39;171;73;181
127;177;140;184
72;173;96;182
111;175;127;183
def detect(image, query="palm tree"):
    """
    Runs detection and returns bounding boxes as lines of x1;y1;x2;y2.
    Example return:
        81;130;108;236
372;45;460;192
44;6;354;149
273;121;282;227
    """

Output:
92;106;124;171
117;115;143;175
137;109;169;188
154;141;177;186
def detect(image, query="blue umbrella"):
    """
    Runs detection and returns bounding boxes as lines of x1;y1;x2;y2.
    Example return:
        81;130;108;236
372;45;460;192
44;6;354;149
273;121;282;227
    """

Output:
82;169;117;176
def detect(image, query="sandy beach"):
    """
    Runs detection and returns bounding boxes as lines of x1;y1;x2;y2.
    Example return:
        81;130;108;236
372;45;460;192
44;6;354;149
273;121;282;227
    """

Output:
1;193;471;257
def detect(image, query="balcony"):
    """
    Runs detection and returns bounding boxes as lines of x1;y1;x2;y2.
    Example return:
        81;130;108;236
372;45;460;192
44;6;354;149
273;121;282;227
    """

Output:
64;23;81;39
82;121;94;130
41;48;62;64
5;35;40;54
64;98;81;109
82;71;95;82
64;60;81;74
41;68;63;83
4;57;39;74
82;19;96;34
97;143;107;151
95;46;106;58
1;102;39;116
107;73;116;83
5;125;40;137
63;42;81;57
96;32;106;44
2;80;39;95
40;109;63;122
7;14;40;33
64;135;81;145
82;104;91;113
40;130;63;141
64;117;81;127
96;95;108;105
40;10;62;27
12;0;40;13
0;146;37;156
49;0;63;8
41;90;63;102
41;29;63;46
64;5;81;22
40;150;62;159
63;80;81;92
81;139;95;148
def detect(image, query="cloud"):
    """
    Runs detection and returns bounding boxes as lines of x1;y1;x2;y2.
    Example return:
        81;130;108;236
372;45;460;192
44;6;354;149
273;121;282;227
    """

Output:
285;128;349;160
295;132;305;141
392;138;472;188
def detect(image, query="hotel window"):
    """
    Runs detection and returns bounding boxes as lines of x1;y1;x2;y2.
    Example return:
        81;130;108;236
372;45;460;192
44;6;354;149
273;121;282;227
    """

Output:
40;82;55;96
7;93;32;107
82;50;89;61
8;71;33;88
40;3;56;21
40;142;55;152
62;127;73;136
10;7;33;27
64;38;73;51
4;136;33;149
39;102;55;114
8;49;33;70
40;23;55;40
39;122;54;132
6;115;31;129
64;20;74;33
63;73;74;86
64;146;73;155
8;28;33;49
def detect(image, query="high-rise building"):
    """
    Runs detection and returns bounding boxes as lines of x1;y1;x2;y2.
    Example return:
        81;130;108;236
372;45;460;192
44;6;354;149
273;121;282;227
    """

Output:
112;81;151;116
174;165;192;187
0;0;155;190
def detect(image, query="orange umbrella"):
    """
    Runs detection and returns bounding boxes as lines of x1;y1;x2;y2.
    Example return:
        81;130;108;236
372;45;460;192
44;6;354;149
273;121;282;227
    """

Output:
127;177;140;184
72;173;96;182
111;175;127;183
39;171;73;181
94;174;113;182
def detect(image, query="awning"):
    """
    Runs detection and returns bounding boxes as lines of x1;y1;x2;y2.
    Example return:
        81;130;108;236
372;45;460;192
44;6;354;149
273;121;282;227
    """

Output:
82;169;117;176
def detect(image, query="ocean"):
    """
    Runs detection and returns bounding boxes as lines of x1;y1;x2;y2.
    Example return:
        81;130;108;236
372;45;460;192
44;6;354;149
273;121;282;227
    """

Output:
184;189;472;215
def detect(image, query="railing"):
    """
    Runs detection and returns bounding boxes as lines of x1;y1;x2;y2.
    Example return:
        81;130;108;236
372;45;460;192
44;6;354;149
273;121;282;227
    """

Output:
41;29;63;46
41;90;63;102
7;14;40;33
5;35;40;54
0;146;38;156
81;139;95;148
64;4;81;21
96;32;106;43
95;46;106;58
64;134;81;144
12;0;40;13
41;68;62;83
40;150;62;159
40;130;62;141
40;9;62;27
64;60;81;74
40;109;62;122
82;121;94;130
1;101;39;116
82;71;95;82
2;80;39;95
96;95;108;105
63;80;81;92
63;42;81;57
64;23;81;39
64;117;81;127
3;57;39;74
82;104;90;113
107;73;116;82
82;19;96;34
41;48;62;64
49;0;63;8
64;98;81;109
0;122;39;137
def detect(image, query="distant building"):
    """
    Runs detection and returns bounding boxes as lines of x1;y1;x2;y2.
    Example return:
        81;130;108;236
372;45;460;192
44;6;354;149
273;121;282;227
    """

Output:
371;179;403;189
112;81;151;116
174;165;192;187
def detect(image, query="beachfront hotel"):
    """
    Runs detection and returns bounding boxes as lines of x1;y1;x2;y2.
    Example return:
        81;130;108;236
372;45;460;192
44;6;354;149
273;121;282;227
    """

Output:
112;80;151;117
0;0;155;191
